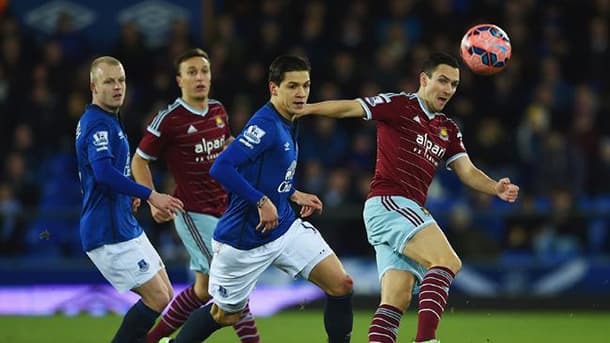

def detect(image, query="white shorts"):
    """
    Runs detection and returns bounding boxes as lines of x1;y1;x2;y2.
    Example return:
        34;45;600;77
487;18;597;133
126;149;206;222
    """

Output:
86;232;164;293
209;218;333;313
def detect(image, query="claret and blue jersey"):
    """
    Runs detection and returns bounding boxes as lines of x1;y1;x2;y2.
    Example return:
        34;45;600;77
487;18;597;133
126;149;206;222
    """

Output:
210;103;299;250
75;104;142;251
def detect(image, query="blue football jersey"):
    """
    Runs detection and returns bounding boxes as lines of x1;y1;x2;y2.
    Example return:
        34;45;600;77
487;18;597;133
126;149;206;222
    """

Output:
75;104;142;251
213;103;298;249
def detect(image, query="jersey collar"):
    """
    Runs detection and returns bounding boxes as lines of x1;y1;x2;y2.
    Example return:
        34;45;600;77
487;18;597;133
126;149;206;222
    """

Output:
87;103;119;118
267;102;293;127
178;98;209;117
415;94;437;120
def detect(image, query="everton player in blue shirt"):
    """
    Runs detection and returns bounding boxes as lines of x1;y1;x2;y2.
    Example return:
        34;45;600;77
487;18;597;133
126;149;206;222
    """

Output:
75;56;183;343
166;56;353;342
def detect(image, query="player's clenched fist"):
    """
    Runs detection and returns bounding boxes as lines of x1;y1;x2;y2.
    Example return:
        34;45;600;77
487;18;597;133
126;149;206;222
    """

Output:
495;177;519;203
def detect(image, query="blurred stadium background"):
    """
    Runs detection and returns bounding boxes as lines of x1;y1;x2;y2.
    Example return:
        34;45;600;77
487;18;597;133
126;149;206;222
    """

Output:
0;0;609;342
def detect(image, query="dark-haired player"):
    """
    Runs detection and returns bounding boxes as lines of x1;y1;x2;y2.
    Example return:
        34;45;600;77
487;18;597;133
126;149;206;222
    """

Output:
132;49;260;342
165;55;353;343
300;52;519;343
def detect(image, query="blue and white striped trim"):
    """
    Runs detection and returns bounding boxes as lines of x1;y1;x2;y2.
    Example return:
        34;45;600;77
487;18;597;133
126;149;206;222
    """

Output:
177;98;209;117
135;148;157;161
147;99;181;135
415;93;437;119
445;152;468;170
356;98;372;120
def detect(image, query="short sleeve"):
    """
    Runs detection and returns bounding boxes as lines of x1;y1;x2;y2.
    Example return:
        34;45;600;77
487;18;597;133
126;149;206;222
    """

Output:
233;118;276;161
86;123;114;163
358;92;407;124
137;129;166;161
137;110;171;160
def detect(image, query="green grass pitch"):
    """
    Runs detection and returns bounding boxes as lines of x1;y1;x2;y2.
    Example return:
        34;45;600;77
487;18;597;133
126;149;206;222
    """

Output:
1;310;608;342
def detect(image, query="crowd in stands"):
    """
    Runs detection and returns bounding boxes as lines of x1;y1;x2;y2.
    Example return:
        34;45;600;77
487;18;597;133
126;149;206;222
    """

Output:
1;0;609;265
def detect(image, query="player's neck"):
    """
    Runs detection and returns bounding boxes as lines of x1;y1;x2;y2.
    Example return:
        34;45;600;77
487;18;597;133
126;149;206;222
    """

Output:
92;100;119;115
269;99;294;122
416;90;435;115
181;96;208;111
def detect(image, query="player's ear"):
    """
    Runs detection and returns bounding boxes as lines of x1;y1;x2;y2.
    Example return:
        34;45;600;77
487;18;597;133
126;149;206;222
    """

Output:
176;74;182;88
269;82;278;96
90;81;96;94
419;72;428;87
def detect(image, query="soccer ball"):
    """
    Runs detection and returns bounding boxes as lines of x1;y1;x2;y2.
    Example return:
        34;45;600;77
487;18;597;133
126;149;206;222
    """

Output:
460;24;511;75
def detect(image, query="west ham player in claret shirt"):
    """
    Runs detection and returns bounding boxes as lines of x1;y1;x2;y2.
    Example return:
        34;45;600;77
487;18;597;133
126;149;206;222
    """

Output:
301;52;519;343
131;49;260;343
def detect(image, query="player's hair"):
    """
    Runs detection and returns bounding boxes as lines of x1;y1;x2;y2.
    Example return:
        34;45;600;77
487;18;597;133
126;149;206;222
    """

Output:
175;48;210;75
422;52;460;77
90;56;122;82
268;55;311;85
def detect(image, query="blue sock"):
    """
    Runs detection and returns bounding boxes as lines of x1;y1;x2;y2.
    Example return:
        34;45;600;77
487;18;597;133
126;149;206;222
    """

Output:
324;292;353;343
173;303;222;343
112;299;160;343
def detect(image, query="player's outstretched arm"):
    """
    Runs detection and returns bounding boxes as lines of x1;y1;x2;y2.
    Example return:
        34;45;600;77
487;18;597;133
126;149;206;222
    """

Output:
131;153;174;223
290;190;323;217
299;100;365;119
450;155;520;203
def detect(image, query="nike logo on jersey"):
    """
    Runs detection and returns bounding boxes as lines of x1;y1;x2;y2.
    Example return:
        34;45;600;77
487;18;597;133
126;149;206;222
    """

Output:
187;125;198;134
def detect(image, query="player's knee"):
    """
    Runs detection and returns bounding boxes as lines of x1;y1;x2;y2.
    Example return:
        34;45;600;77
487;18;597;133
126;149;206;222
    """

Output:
387;291;412;312
143;288;172;312
432;255;462;275
447;256;462;274
158;288;173;308
326;274;354;297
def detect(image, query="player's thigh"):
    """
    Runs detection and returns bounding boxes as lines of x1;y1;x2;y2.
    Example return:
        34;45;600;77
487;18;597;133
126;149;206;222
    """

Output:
273;220;335;280
402;223;462;272
86;233;165;294
363;196;435;257
208;239;278;313
174;211;217;273
373;242;427;290
133;269;173;312
380;269;416;311
307;254;353;296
